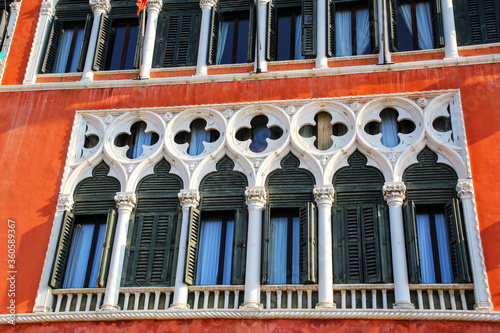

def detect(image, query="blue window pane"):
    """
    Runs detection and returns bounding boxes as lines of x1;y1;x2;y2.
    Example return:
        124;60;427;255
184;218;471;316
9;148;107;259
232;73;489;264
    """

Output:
196;219;223;285
397;5;413;51
277;15;291;60
87;224;106;287
222;220;234;285
53;29;74;73
124;25;139;69
63;224;95;288
269;217;288;284
235;19;249;63
291;217;300;284
68;28;84;73
250;126;271;153
218;21;234;65
109;26;126;70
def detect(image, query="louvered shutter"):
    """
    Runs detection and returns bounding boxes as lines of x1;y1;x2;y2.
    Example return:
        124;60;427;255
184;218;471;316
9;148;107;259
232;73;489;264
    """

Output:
388;0;398;52
377;204;392;283
162;11;201;68
332;207;345;284
481;0;500;43
445;199;471;283
403;200;421;283
266;0;277;61
299;202;317;284
49;211;75;289
459;0;500;45
96;209;117;287
369;0;379;53
184;207;200;286
40;18;63;74
76;14;93;72
207;6;219;65
231;208;247;284
133;14;144;70
327;0;335;57
0;10;8;49
247;3;256;62
430;0;444;48
170;212;183;285
361;206;382;283
92;14;112;71
261;204;271;284
301;0;316;56
344;207;362;283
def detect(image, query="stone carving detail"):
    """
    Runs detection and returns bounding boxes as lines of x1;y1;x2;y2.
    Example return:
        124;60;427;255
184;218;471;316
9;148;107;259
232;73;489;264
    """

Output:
10;0;22;11
417;97;428;108
146;0;162;11
40;0;54;15
285;105;296;116
245;187;267;208
103;115;114;125
179;190;200;208
383;182;406;205
319;155;328;167
163;112;174;122
350;102;361;112
457;179;473;199
251;158;263;168
56;194;74;212
114;193;136;210
199;0;217;8
314;185;334;206
125;164;134;174
89;0;111;13
223;109;234;119
188;162;198;172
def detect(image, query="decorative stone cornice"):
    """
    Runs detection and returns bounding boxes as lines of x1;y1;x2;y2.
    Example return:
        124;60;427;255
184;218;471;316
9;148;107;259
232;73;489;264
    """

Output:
199;0;216;9
40;0;54;16
457;179;474;200
10;0;22;12
245;187;267;209
178;189;200;209
89;0;110;14
146;0;162;12
314;185;334;207
56;194;74;212
114;192;136;211
383;182;406;206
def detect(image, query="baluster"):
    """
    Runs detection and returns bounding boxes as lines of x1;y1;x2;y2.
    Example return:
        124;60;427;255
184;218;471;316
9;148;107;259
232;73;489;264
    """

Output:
75;293;83;312
65;294;73;312
297;290;303;309
371;290;377;309
85;293;92;312
234;290;240;309
54;294;63;313
449;290;457;310
307;290;312;309
351;289;356;309
266;291;271;309
427;290;434;310
361;290;367;310
133;292;140;310
154;291;161;310
95;293;103;311
276;290;282;309
460;290;468;310
382;289;387;310
341;290;346;309
203;290;210;309
194;291;200;310
214;290;220;310
417;290;423;309
164;292;171;309
438;290;445;310
224;290;230;309
144;292;151;310
287;290;293;309
123;292;131;311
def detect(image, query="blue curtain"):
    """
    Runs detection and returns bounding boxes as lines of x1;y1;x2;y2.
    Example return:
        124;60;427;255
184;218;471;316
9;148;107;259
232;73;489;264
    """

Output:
416;2;433;50
294;15;304;60
380;110;399;147
416;214;436;283
435;214;453;283
130;122;152;159
196;220;222;285
189;120;210;156
222;221;234;285
53;29;74;73
269;217;288;284
291;217;300;284
87;224;106;287
335;10;352;56
63;224;95;288
356;9;370;55
216;21;230;65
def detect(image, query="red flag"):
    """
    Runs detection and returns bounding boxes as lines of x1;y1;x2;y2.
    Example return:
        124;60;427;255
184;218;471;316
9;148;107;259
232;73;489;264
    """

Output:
136;0;147;15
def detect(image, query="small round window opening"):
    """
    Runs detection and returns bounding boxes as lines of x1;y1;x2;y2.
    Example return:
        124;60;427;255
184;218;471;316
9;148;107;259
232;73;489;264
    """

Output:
364;108;415;148
299;112;348;150
235;115;283;153
114;121;159;159
174;118;220;156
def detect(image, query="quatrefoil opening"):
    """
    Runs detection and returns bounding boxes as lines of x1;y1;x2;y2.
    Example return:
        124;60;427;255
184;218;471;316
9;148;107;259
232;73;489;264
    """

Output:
174;118;220;156
235;115;283;153
432;106;454;141
80;125;99;158
298;112;348;151
114;121;159;159
364;108;415;148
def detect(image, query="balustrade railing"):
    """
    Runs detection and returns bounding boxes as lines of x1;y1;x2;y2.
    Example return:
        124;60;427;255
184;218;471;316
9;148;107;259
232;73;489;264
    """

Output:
118;287;174;311
409;284;474;310
187;285;245;310
333;284;395;310
52;288;104;313
260;285;319;309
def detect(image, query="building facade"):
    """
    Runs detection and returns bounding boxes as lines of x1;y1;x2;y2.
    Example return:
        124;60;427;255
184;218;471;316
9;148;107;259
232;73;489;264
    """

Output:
1;0;500;331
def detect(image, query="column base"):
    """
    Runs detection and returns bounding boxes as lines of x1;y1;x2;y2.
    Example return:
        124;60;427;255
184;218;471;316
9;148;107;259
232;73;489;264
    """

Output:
240;301;263;310
169;302;190;310
474;302;493;311
33;305;52;313
99;304;120;311
315;301;336;309
393;301;415;310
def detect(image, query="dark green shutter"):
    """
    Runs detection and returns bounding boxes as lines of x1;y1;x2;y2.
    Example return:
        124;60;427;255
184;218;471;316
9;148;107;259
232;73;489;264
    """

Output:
231;208;247;284
266;0;277;61
49;211;75;289
445;199;471;283
92;14;111;71
171;212;183;285
133;14;143;70
299;202;317;284
76;14;93;72
377;204;392;283
361;206;382;283
456;0;500;45
301;0;316;56
261;204;271;284
96;209;117;287
327;0;335;57
369;0;379;53
40;18;63;74
332;207;344;284
344;207;362;283
247;3;256;62
207;6;219;65
162;11;201;68
430;0;444;48
403;200;421;283
184;207;200;286
388;0;398;52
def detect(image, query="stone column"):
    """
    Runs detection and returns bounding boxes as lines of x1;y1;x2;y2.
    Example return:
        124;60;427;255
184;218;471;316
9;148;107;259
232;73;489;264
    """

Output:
456;179;493;310
241;187;266;309
195;0;217;76
100;192;136;311
255;0;269;73
441;0;459;58
314;185;335;308
23;0;55;84
170;189;200;309
315;0;328;69
81;0;111;82
138;0;162;79
383;182;414;309
33;194;74;313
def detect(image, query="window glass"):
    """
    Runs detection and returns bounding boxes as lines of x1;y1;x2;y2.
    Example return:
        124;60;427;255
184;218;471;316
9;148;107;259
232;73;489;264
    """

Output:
217;13;249;65
397;0;434;51
53;27;84;73
108;22;139;70
335;3;371;56
277;8;303;61
114;121;160;159
269;211;300;284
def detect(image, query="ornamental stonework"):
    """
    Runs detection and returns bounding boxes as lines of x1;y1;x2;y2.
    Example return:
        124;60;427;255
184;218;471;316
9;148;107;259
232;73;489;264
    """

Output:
179;190;200;208
245;187;267;208
383;182;406;205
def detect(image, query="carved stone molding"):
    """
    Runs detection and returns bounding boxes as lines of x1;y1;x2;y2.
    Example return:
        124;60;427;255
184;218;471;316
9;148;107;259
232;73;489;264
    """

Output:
383;182;406;206
178;189;200;209
56;194;74;212
416;97;428;108
114;192;136;211
457;179;473;200
10;0;22;12
314;185;334;207
199;0;216;9
146;0;162;12
89;0;110;14
40;0;54;16
245;187;267;209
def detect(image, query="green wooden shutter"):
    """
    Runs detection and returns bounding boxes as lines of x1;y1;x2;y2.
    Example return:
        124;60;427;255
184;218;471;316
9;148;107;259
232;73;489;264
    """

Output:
133;15;143;70
445;199;471;283
430;0;444;48
369;0;379;53
207;6;219;65
332;207;345;284
388;0;398;52
231;208;247;285
171;211;183;285
261;204;271;285
153;12;166;68
458;0;500;45
344;206;362;283
96;209;117;287
76;14;93;72
481;0;500;43
377;204;392;283
326;0;335;57
301;0;316;56
403;200;421;283
40;18;63;74
163;11;201;68
49;211;75;289
184;207;200;286
92;14;111;71
266;0;277;61
247;3;256;62
299;202;317;284
361;206;382;283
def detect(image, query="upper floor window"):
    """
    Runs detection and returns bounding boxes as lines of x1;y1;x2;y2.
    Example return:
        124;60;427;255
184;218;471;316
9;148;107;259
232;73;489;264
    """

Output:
276;7;303;60
453;0;500;46
107;19;139;70
396;0;435;51
335;1;372;56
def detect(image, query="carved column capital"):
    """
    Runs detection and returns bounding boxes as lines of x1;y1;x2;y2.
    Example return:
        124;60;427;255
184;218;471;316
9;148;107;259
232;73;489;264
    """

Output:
457;179;474;200
383;182;406;206
10;0;22;12
89;0;110;15
199;0;217;9
257;0;270;5
146;0;162;12
40;0;54;16
56;194;74;212
178;189;200;210
314;185;334;207
245;187;267;210
114;192;136;211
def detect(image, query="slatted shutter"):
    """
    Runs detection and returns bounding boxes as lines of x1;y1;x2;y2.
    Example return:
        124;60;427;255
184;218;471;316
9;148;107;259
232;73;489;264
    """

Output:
40;18;63;74
0;10;8;50
299;202;317;284
445;199;471;283
76;14;93;72
171;212;183;285
96;209;117;287
332;207;344;283
261;204;271;284
388;0;398;52
301;0;316;56
403;200;421;283
369;0;379;53
361;206;383;283
327;0;335;57
207;6;219;65
49;211;75;289
231;208;247;284
247;4;256;62
344;207;362;283
92;14;112;71
184;207;201;286
133;14;143;70
266;0;277;61
430;0;444;48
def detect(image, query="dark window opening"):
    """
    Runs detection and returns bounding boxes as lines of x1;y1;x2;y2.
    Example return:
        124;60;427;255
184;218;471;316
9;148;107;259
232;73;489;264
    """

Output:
276;7;303;61
235;115;283;153
217;11;250;64
174;118;221;156
396;0;435;51
114;121;159;159
299;112;348;150
106;20;139;70
335;2;371;56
